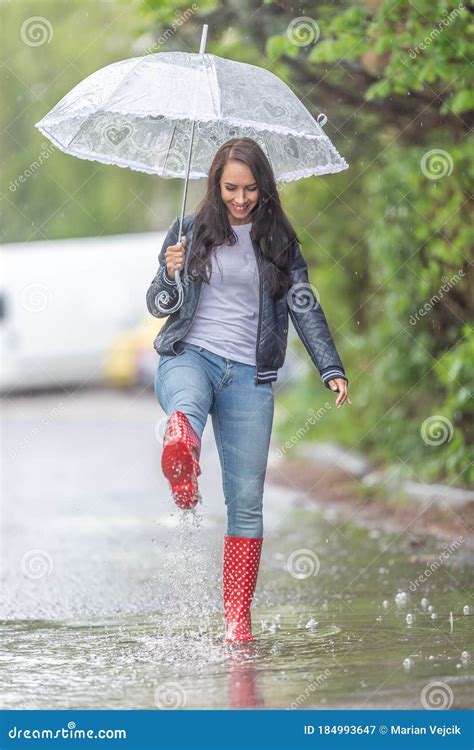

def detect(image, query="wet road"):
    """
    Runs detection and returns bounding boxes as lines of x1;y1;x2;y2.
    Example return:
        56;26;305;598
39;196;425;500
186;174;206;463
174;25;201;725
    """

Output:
1;389;473;709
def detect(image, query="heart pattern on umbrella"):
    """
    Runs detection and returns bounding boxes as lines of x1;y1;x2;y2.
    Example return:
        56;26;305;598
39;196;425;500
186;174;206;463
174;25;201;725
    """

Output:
262;99;287;118
284;136;299;159
104;124;133;146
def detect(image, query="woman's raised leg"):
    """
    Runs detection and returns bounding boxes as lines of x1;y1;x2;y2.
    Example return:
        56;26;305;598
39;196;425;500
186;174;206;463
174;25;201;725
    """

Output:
155;343;214;508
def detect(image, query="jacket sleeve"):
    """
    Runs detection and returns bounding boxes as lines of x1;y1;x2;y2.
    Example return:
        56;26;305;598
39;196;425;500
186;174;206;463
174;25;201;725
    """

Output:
287;240;348;391
146;216;183;318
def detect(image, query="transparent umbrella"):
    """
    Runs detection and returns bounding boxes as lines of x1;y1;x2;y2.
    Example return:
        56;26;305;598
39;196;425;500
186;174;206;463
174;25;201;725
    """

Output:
35;25;348;312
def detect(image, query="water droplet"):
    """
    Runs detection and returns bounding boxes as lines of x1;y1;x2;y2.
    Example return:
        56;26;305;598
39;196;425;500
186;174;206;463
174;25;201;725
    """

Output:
305;618;318;629
382;600;389;608
420;597;429;608
428;605;434;613
463;605;470;615
395;591;408;605
403;657;412;669
430;612;437;620
461;651;470;662
406;613;413;624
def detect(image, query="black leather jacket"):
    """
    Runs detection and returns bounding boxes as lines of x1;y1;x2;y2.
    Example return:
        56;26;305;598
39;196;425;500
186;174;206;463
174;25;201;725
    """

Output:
146;213;348;390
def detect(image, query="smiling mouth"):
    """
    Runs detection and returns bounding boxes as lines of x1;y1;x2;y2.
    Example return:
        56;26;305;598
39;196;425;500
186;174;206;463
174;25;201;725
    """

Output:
232;204;250;212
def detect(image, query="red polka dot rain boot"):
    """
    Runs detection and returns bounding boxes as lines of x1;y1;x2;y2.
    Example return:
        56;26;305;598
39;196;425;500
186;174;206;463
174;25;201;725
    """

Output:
161;410;202;510
223;535;263;643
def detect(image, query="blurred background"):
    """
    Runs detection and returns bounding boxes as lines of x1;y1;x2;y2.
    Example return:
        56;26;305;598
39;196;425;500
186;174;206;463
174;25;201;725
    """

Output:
1;0;472;486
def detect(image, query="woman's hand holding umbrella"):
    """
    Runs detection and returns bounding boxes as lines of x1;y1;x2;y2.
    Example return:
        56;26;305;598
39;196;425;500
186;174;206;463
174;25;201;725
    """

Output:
165;236;186;280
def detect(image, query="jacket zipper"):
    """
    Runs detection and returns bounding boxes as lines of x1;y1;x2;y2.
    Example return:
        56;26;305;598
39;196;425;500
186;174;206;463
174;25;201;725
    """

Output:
252;237;263;385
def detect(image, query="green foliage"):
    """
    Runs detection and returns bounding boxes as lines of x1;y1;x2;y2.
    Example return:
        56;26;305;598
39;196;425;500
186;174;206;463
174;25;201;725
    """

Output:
264;0;473;484
299;0;472;115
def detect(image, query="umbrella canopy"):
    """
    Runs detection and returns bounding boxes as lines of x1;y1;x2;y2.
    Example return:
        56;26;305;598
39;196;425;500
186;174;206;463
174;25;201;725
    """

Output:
35;51;348;182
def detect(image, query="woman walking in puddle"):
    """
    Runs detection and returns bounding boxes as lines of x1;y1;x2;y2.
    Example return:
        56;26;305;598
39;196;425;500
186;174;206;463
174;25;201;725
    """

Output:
146;137;351;644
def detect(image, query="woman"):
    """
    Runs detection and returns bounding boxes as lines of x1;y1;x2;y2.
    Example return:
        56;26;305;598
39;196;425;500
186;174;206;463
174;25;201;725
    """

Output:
146;138;351;643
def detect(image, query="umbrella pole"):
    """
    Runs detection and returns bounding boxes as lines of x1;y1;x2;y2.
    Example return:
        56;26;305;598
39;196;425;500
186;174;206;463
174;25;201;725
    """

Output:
155;24;208;315
174;23;209;283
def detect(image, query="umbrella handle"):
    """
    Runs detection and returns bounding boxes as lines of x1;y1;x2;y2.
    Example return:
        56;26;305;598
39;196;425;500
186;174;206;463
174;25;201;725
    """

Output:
154;234;185;315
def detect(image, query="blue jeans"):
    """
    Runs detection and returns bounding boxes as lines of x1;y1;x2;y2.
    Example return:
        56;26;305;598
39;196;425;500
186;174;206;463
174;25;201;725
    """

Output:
154;341;274;538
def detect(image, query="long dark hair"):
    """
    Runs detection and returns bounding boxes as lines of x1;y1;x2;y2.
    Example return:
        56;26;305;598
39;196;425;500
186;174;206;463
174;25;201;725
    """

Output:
188;138;298;299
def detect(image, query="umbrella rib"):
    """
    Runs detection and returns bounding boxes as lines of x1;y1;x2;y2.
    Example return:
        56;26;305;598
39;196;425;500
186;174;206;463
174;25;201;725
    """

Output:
63;58;145;151
163;121;177;174
100;57;146;113
209;54;221;120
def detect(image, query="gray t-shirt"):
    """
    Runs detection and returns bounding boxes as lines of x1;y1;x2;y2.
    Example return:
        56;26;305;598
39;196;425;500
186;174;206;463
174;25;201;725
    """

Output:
182;222;259;365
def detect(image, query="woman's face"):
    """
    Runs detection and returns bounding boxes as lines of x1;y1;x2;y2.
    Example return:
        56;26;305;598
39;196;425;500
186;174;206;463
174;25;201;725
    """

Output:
220;160;259;225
